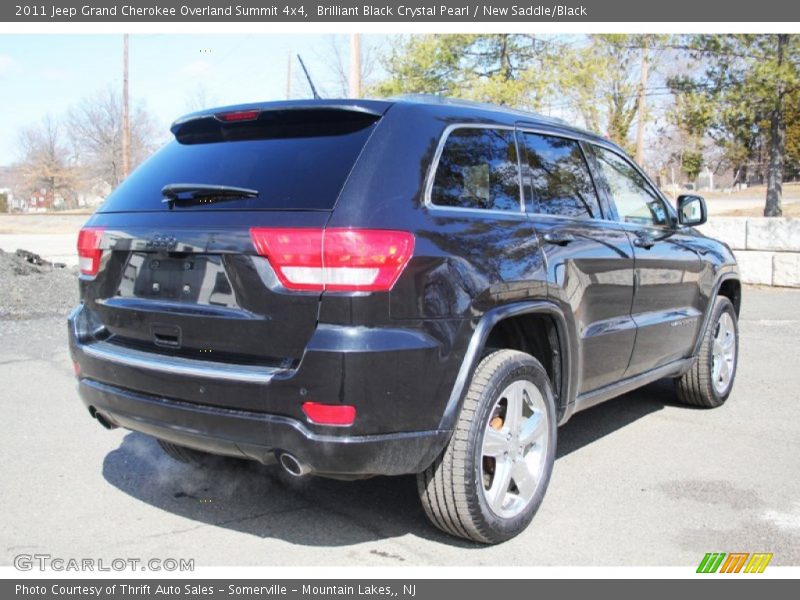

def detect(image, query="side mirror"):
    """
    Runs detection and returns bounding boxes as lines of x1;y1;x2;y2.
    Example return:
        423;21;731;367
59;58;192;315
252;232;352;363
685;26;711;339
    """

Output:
677;194;707;227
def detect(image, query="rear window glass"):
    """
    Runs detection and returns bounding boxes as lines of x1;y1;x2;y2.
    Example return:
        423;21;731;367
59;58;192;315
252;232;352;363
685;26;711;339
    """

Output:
98;119;376;212
430;127;521;212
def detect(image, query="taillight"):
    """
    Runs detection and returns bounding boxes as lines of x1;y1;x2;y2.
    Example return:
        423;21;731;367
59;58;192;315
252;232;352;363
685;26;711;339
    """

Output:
250;228;414;292
77;227;105;276
302;402;356;426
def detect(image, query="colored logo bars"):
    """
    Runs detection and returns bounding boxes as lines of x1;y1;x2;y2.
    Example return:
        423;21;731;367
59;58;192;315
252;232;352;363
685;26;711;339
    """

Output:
697;552;773;573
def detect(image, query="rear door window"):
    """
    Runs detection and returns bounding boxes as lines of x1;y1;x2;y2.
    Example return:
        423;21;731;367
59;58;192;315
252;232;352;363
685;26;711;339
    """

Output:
521;132;601;219
430;127;522;212
98;113;378;212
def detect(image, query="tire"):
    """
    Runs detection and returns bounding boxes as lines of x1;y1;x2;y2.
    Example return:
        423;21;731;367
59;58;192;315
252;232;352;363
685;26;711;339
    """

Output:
417;349;557;544
157;439;221;467
675;296;739;408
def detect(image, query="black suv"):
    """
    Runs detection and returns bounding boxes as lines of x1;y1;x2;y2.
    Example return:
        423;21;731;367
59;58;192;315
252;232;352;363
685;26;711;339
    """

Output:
69;97;741;544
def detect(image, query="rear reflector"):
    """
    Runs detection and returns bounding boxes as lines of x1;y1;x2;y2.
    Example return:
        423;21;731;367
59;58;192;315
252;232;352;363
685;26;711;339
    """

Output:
250;228;414;292
77;227;105;276
302;402;356;426
215;109;261;122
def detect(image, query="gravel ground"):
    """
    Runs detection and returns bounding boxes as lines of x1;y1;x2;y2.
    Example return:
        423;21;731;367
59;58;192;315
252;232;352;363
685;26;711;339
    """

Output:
0;213;89;235
0;248;79;320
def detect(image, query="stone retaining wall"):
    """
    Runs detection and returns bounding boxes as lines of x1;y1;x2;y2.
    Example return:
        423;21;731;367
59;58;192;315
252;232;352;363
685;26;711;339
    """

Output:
699;218;800;287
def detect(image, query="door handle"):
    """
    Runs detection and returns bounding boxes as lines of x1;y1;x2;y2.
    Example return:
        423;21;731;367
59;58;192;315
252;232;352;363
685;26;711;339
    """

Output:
543;232;575;246
633;232;656;249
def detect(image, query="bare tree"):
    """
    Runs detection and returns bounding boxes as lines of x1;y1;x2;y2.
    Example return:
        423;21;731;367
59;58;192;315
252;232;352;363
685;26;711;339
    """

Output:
184;84;218;112
13;115;81;208
68;86;161;190
555;35;669;153
316;35;378;97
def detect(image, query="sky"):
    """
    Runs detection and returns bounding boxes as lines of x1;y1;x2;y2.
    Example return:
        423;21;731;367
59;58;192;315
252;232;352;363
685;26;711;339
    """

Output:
0;34;387;166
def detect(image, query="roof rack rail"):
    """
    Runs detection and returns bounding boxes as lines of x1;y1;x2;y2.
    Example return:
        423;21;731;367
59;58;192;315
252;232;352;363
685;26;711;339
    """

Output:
386;94;571;126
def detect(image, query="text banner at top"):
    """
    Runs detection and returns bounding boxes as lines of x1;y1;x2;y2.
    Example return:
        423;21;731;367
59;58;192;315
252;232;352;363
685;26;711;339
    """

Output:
4;0;800;22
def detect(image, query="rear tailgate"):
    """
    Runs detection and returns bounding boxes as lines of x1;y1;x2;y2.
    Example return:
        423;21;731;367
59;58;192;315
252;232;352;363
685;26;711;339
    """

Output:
74;102;388;411
81;211;329;367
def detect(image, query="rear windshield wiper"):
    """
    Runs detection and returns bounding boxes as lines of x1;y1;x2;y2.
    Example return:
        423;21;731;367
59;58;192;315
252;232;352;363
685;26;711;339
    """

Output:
161;183;259;208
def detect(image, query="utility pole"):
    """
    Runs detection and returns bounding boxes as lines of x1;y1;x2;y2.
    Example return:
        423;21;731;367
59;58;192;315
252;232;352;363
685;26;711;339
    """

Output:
121;34;131;181
285;51;292;100
349;33;361;98
634;36;649;165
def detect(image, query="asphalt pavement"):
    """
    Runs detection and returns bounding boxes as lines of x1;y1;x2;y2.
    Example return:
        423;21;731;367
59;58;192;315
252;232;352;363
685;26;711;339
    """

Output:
1;287;798;567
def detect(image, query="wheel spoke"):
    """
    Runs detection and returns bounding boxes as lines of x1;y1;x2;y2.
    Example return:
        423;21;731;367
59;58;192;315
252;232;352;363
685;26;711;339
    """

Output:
518;412;545;447
482;427;509;458
504;382;524;435
511;459;537;501
721;331;735;353
486;458;512;512
712;356;721;382
719;358;731;385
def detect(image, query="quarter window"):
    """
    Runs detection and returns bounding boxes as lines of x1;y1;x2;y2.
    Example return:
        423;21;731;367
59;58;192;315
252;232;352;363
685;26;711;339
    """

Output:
593;146;669;226
522;132;600;219
430;128;521;212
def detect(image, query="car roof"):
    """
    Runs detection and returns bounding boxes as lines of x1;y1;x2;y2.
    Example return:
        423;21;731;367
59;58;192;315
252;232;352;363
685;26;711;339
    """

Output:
390;94;611;142
389;94;570;125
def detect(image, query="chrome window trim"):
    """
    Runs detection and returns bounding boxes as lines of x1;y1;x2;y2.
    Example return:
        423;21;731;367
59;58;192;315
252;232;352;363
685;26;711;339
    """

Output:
423;123;526;216
421;121;672;225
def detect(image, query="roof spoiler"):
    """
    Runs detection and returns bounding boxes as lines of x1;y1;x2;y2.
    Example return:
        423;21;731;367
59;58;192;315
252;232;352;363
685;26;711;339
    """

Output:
171;99;393;142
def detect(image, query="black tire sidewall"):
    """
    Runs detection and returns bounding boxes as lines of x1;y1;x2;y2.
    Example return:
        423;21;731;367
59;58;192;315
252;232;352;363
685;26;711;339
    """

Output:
466;354;557;542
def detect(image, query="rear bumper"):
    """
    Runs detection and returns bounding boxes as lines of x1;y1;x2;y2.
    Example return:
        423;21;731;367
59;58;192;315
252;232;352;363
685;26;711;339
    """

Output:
68;305;457;476
78;377;449;477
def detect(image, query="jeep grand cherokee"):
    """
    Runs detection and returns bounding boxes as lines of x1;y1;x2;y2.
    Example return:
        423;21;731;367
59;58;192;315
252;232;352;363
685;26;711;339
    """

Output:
69;96;741;543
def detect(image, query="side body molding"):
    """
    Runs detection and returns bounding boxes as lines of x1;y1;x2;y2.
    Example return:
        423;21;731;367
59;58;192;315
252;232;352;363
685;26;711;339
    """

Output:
437;301;577;432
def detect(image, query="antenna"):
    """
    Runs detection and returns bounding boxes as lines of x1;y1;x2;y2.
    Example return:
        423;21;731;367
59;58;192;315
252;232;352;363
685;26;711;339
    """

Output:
296;54;321;99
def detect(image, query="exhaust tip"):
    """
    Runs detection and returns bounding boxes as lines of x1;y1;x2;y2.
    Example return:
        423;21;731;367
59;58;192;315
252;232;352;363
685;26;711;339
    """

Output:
93;410;118;430
278;452;309;477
